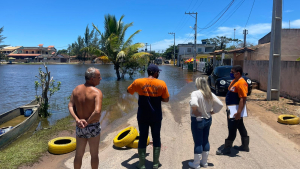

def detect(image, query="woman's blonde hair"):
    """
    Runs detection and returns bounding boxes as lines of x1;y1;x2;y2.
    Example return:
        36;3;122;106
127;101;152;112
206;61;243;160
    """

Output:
195;77;213;102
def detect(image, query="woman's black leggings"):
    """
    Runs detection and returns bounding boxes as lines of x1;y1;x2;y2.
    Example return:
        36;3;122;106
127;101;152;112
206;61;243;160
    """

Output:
227;110;248;141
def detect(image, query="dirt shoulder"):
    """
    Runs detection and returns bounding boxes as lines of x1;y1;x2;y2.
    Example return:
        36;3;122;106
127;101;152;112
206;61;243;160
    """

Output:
20;85;300;169
246;89;300;147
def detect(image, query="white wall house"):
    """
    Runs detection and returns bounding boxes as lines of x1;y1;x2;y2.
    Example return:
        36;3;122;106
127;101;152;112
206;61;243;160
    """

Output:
177;42;215;66
178;42;215;56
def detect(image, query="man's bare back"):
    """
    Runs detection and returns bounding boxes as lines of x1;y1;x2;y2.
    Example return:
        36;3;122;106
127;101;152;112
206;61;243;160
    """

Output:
68;67;102;169
71;84;102;124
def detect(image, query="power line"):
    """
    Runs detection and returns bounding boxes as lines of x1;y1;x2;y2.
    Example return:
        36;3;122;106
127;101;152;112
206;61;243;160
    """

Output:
245;0;256;28
198;0;246;35
198;0;235;30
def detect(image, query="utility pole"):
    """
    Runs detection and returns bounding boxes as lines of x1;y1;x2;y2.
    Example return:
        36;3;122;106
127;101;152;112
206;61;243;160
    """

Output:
145;43;148;52
185;12;198;71
168;32;176;66
243;29;248;47
234;28;236;39
267;0;282;101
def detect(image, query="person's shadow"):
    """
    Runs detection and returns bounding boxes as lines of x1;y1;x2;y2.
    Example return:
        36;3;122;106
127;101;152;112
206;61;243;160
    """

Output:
121;153;153;169
182;159;214;169
216;144;240;157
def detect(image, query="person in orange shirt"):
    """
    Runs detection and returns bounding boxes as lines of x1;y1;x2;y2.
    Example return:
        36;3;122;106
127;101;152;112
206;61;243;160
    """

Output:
127;64;169;169
216;65;250;155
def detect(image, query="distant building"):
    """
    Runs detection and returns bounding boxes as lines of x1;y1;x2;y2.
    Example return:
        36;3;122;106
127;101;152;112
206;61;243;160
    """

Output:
252;29;300;61
7;44;57;62
0;46;22;55
177;42;215;65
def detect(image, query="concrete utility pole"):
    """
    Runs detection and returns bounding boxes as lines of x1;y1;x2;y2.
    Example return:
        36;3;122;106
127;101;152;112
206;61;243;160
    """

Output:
234;28;236;39
168;32;176;66
267;0;282;101
185;12;198;71
243;29;248;47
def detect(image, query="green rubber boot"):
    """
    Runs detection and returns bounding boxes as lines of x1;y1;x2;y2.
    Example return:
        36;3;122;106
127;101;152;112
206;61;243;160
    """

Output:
153;147;161;169
136;148;146;169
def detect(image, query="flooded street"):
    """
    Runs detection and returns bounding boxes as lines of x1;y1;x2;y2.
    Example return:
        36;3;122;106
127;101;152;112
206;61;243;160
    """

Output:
0;64;203;130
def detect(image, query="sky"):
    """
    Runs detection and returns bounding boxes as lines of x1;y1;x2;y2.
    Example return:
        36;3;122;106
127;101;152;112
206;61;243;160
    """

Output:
1;0;300;52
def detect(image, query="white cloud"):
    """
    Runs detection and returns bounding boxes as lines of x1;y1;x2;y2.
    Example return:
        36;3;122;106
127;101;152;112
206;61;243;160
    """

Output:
150;19;300;51
284;10;293;13
283;19;300;28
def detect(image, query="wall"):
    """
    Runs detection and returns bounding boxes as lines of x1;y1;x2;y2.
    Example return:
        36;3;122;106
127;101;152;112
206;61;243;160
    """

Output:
243;60;300;101
253;29;300;61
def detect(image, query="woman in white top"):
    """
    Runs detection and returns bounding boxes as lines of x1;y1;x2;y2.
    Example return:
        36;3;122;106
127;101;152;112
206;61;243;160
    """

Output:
189;77;223;169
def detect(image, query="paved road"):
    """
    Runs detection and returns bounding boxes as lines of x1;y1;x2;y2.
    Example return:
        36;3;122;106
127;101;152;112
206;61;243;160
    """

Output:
63;82;300;169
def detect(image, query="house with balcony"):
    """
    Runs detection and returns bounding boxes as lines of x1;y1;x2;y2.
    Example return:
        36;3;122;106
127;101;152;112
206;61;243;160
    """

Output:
0;46;22;56
177;42;215;65
7;44;57;62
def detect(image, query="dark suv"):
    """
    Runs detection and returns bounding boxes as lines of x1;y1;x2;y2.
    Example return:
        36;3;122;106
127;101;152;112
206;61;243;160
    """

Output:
208;66;252;95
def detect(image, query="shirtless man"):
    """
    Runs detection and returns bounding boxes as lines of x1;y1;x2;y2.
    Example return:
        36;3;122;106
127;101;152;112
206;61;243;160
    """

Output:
68;67;103;169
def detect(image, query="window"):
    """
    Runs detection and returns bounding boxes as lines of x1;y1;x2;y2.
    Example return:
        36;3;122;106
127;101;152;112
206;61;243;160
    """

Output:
187;48;192;53
26;51;28;54
37;51;40;54
46;52;48;54
198;48;202;53
32;51;34;54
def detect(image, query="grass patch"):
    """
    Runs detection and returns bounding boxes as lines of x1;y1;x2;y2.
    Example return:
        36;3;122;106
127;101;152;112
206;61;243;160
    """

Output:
0;115;74;169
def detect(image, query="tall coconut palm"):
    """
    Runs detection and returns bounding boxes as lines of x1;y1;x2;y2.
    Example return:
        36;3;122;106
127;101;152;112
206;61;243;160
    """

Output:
92;14;149;80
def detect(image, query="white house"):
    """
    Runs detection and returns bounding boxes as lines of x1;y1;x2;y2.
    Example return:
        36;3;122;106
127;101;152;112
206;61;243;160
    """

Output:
177;42;215;66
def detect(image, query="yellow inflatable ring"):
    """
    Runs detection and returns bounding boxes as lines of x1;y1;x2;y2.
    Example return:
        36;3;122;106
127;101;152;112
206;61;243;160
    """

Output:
278;114;300;125
48;137;76;154
113;126;138;148
126;134;150;148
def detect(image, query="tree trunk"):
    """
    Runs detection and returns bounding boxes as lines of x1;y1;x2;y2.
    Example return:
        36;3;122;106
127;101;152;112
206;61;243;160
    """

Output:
115;63;121;80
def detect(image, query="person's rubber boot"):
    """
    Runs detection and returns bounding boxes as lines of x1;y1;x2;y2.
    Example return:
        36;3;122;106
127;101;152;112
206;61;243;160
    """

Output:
136;148;146;169
234;136;250;152
188;154;202;169
216;139;233;155
200;151;209;168
153;147;161;169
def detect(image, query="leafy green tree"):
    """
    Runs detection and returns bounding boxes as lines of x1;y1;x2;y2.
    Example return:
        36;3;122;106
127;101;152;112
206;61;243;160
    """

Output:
57;49;68;55
0;27;8;60
202;36;240;50
92;14;148;80
149;51;160;61
0;27;6;45
162;45;178;60
71;36;84;60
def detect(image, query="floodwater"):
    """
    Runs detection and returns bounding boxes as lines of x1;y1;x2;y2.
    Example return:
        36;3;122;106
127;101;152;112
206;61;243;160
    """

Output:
0;64;202;134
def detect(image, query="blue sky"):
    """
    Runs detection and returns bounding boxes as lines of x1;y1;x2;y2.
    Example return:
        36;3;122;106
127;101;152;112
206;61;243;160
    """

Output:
1;0;299;52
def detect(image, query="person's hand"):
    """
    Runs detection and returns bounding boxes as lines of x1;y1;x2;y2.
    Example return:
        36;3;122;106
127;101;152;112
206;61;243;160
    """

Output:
76;119;88;128
234;112;241;120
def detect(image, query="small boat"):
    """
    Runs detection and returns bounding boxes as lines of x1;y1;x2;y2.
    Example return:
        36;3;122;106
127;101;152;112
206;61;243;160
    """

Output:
0;100;40;149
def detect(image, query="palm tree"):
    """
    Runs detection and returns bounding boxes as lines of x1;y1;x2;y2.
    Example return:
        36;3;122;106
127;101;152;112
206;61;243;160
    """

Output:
92;14;148;80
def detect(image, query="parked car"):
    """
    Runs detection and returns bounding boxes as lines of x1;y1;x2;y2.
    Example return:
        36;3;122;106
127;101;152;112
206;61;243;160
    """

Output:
208;66;252;96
